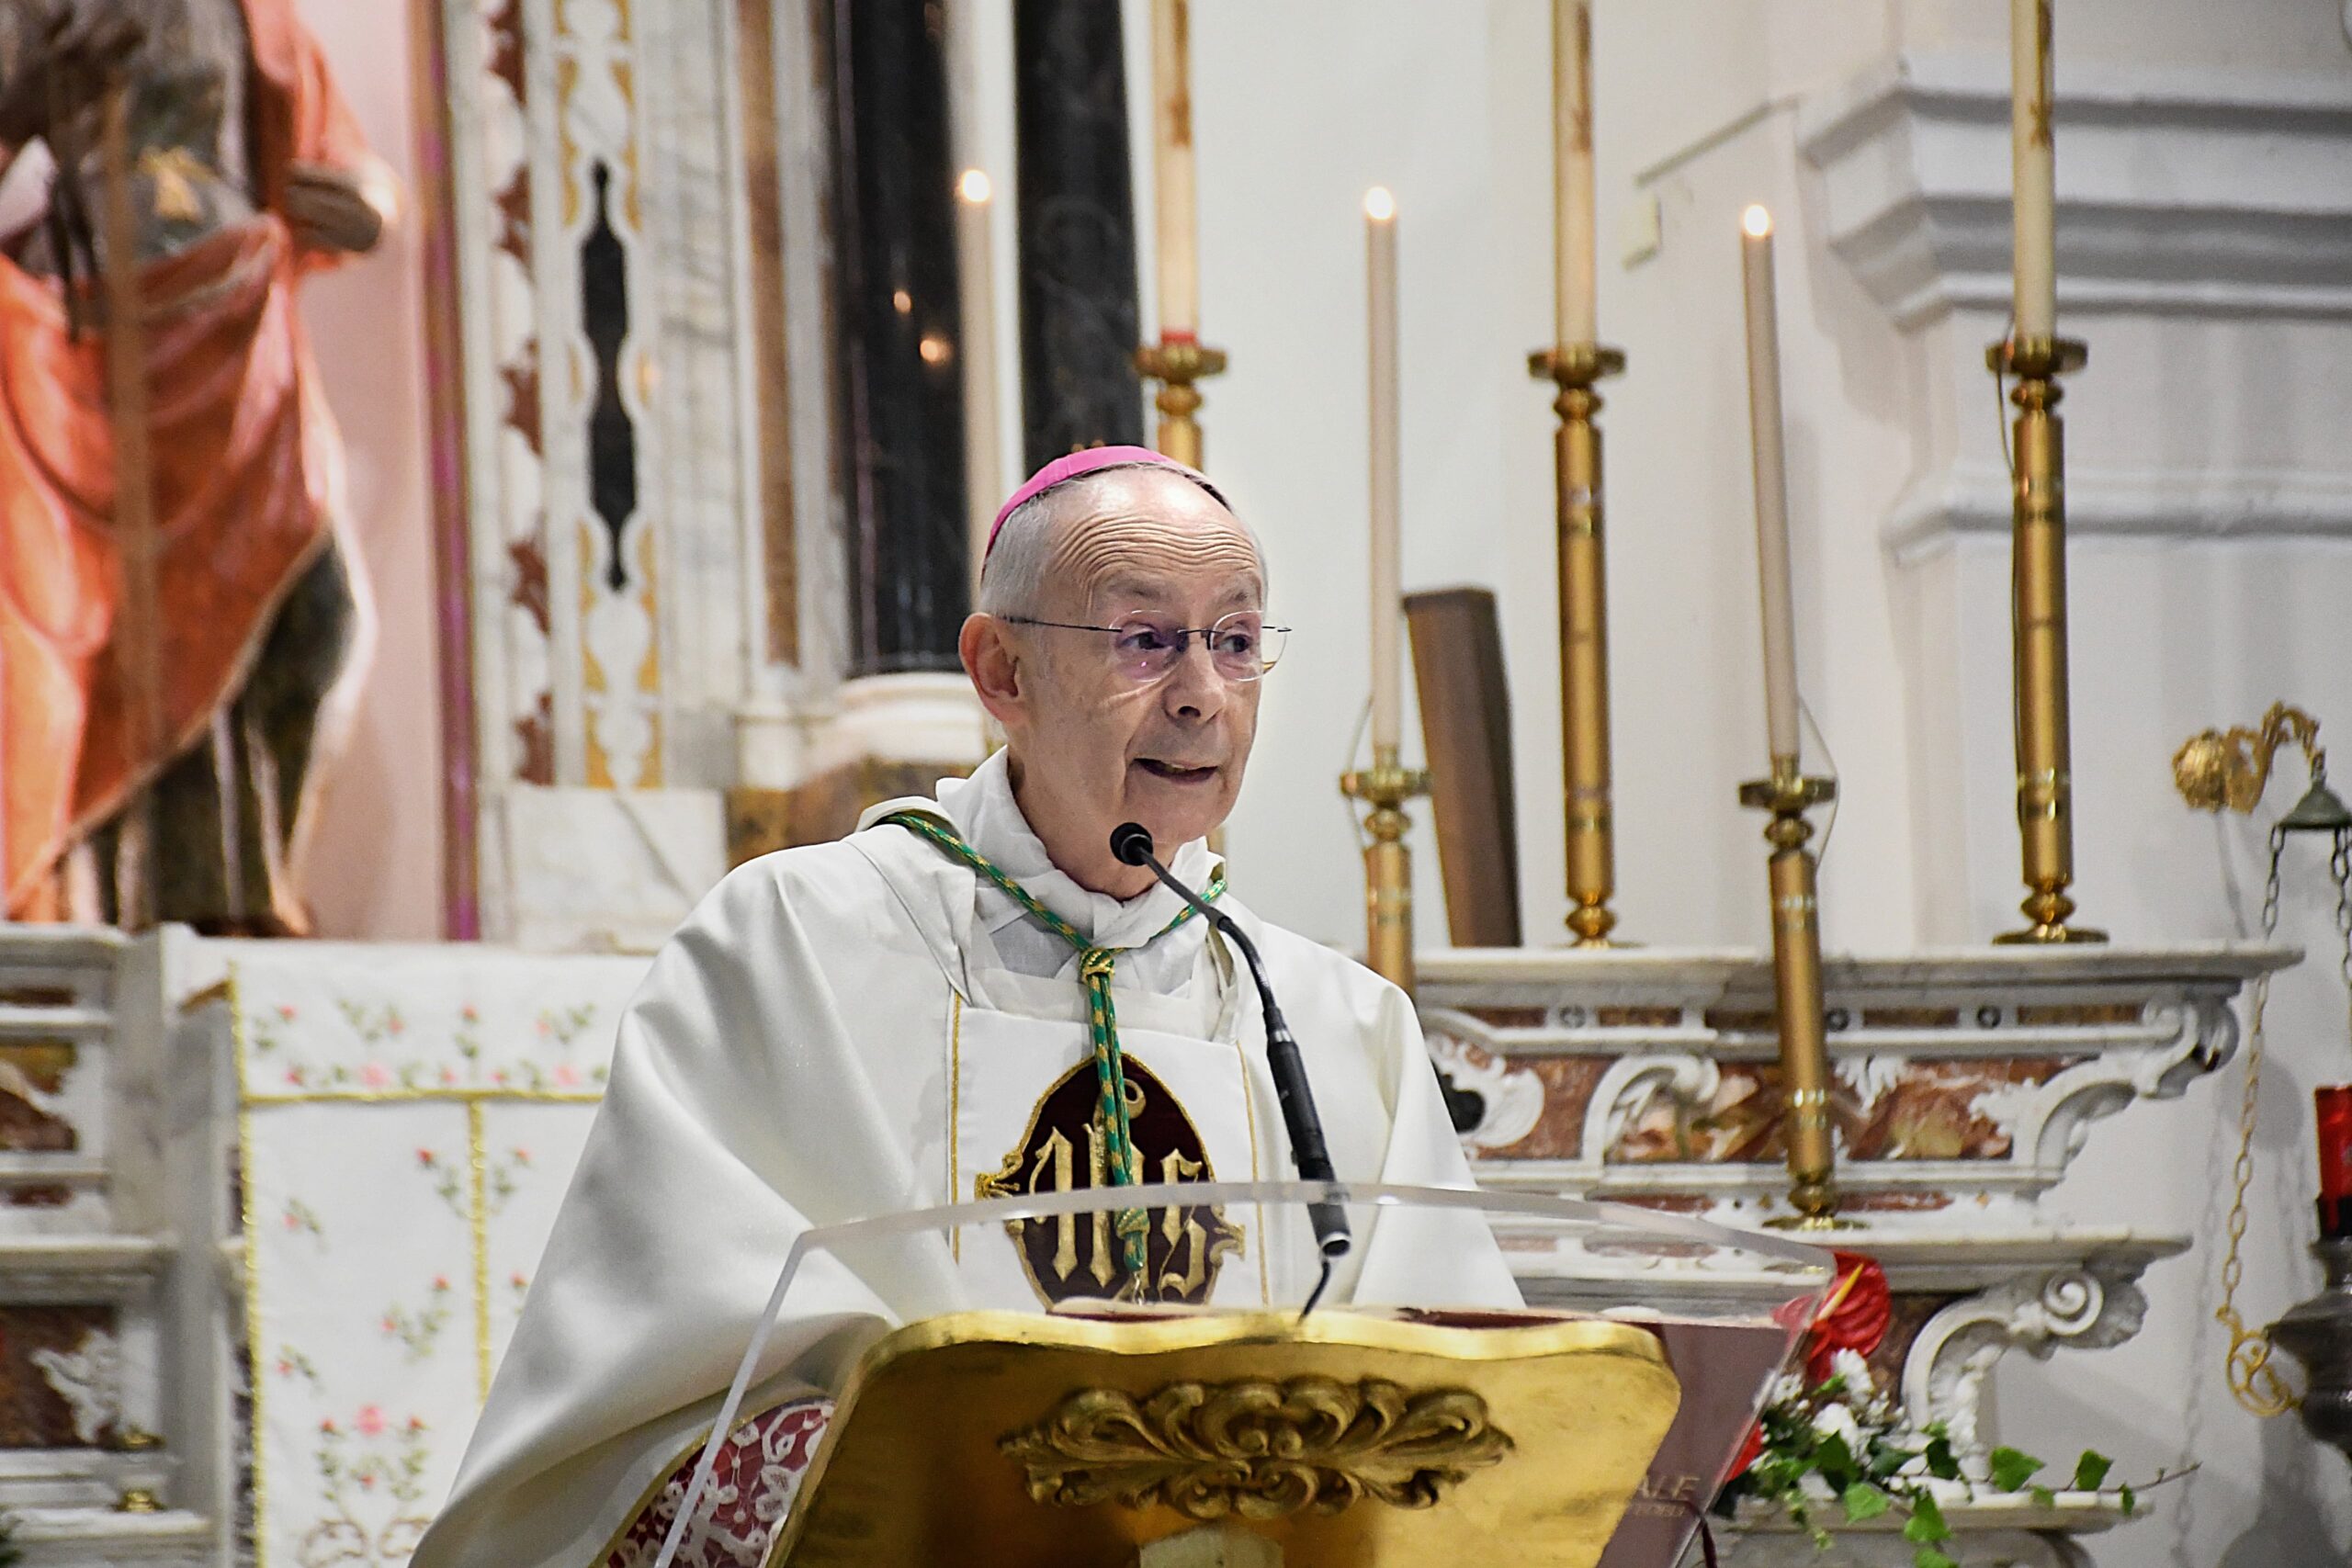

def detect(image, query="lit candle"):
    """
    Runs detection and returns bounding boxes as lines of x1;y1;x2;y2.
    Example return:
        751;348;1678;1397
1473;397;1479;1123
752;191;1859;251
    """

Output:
1554;0;1596;346
1741;205;1801;770
956;169;1001;600
2009;0;2056;338
1365;187;1402;753
1152;0;1198;339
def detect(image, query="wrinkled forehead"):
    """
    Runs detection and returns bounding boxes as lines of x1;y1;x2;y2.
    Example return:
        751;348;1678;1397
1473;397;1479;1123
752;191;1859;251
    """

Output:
1043;471;1265;615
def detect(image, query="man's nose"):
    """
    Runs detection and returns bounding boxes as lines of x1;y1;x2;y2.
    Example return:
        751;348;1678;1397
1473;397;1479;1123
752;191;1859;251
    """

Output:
1160;637;1227;720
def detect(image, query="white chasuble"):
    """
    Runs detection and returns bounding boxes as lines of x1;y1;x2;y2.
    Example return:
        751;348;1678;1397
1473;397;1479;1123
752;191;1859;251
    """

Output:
412;754;1515;1568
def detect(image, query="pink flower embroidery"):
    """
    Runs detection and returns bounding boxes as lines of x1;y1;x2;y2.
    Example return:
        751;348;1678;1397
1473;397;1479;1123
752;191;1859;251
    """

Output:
461;1004;481;1023
440;1067;458;1085
320;1418;338;1436
510;1272;529;1290
386;1013;406;1036
511;1147;532;1166
416;1149;435;1168
361;1063;391;1089
356;1405;387;1438
554;1064;582;1088
277;1004;298;1021
432;1275;451;1292
407;1415;428;1432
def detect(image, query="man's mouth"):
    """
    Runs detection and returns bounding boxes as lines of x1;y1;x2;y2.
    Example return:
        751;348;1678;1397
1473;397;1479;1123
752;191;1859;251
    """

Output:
1134;758;1220;784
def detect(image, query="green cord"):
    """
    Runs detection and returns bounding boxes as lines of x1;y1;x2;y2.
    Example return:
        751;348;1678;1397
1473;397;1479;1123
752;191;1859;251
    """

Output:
881;810;1225;1283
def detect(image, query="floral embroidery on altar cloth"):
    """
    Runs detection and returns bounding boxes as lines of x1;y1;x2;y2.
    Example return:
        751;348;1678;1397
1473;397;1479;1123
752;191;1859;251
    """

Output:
602;1396;835;1568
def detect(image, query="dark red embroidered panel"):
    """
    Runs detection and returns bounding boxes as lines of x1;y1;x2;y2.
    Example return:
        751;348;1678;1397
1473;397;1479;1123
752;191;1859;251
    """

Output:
601;1395;833;1568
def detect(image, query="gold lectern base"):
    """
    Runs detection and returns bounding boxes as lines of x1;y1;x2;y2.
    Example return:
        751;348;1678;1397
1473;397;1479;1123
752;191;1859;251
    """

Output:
764;1308;1679;1568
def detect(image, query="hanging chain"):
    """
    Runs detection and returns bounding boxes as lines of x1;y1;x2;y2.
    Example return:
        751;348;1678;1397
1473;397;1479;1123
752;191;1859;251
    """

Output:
2216;827;2299;1416
2332;829;2352;1032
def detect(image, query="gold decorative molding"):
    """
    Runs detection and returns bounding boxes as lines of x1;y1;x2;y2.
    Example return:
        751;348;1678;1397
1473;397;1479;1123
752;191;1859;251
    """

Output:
2174;702;2327;816
1001;1376;1511;1521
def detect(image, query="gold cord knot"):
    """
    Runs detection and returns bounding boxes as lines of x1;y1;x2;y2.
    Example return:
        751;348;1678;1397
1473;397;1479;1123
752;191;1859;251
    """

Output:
1080;949;1117;983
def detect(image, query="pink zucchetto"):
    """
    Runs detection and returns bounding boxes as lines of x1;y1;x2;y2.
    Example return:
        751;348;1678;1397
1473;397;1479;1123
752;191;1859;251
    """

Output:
986;446;1212;560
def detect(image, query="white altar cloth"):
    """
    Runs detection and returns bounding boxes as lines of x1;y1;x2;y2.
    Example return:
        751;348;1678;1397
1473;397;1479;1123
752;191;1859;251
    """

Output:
224;944;645;1566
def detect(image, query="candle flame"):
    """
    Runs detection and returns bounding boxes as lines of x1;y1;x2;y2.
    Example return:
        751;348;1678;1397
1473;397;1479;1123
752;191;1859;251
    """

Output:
1741;204;1773;238
1363;186;1396;222
957;168;992;205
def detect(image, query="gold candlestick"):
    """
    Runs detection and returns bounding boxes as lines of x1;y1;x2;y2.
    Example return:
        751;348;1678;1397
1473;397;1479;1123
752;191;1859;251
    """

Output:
1528;343;1626;946
1135;338;1228;468
1988;335;2103;944
1738;766;1844;1227
1341;746;1430;993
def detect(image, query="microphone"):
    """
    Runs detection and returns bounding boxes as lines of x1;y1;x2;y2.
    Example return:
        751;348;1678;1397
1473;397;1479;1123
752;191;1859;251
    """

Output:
1112;823;1352;1265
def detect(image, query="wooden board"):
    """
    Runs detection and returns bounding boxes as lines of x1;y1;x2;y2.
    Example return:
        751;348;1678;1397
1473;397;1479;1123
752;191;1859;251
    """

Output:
1405;589;1520;948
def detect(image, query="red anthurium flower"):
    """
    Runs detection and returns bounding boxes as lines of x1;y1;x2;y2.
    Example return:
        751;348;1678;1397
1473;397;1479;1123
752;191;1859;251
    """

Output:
1804;1250;1892;1386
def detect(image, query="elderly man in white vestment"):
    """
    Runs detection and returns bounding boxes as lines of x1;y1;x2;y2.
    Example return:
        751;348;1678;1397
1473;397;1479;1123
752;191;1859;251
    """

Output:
412;447;1518;1568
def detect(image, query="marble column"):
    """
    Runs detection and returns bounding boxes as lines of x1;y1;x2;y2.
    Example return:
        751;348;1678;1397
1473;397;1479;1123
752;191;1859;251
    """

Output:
828;0;971;674
1012;0;1147;469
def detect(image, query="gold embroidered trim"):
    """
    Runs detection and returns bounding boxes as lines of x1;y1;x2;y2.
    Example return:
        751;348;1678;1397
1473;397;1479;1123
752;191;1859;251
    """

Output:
948;990;963;1262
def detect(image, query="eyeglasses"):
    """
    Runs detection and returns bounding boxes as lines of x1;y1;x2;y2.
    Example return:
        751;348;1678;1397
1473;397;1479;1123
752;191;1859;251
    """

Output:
1002;611;1290;683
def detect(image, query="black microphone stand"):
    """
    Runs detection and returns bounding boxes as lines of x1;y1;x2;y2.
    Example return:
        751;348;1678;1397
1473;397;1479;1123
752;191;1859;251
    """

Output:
1110;823;1354;1289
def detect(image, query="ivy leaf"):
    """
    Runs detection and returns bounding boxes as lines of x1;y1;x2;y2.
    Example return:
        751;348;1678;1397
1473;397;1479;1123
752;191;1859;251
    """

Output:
1842;1482;1893;1523
1915;1550;1960;1568
2030;1485;2056;1508
2118;1484;2138;1517
1923;1431;1962;1482
1815;1434;1860;1490
1904;1491;1951;1545
1987;1446;2045;1493
2072;1450;2114;1492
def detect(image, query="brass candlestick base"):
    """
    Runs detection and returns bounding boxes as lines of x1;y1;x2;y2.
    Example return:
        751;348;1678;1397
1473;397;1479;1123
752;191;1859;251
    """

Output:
1341;747;1431;994
1528;343;1627;947
1987;335;2104;946
1738;768;1849;1229
1135;337;1229;468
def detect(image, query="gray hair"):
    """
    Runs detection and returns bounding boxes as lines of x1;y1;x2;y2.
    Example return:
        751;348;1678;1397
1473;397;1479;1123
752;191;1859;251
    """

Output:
977;463;1265;620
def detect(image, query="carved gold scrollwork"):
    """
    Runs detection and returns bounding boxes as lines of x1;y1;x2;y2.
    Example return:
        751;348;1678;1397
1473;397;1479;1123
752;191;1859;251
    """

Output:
1000;1377;1513;1521
2173;702;2325;815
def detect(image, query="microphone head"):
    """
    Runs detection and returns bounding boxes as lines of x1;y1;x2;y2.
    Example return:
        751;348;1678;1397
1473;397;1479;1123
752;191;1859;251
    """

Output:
1109;822;1156;867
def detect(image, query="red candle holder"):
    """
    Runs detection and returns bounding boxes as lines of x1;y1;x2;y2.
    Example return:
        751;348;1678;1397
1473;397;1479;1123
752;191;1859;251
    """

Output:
2316;1087;2352;1238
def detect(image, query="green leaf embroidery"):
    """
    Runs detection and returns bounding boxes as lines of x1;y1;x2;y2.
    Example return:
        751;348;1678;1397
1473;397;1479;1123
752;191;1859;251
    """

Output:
1987;1445;2044;1493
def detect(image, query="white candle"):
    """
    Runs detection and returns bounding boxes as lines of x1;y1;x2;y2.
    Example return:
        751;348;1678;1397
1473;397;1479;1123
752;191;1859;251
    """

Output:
1152;0;1198;338
1365;187;1402;753
1555;0;1596;346
1741;205;1801;769
956;169;1001;600
2010;0;2056;338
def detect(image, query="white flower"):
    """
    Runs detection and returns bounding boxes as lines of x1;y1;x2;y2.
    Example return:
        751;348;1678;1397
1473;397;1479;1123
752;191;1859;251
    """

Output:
1797;1471;1839;1506
1811;1401;1864;1451
1828;1348;1877;1399
1768;1372;1807;1406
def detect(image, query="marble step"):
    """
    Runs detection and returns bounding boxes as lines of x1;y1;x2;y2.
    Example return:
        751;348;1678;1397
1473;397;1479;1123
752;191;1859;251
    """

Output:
9;1507;212;1567
0;1007;114;1043
0;1235;171;1304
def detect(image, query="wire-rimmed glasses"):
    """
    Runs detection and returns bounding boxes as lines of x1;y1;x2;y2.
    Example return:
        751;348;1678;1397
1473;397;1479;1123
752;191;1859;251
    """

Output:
1001;611;1289;684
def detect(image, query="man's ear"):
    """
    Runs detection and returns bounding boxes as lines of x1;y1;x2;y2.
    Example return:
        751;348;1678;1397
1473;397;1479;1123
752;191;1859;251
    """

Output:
960;614;1025;726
